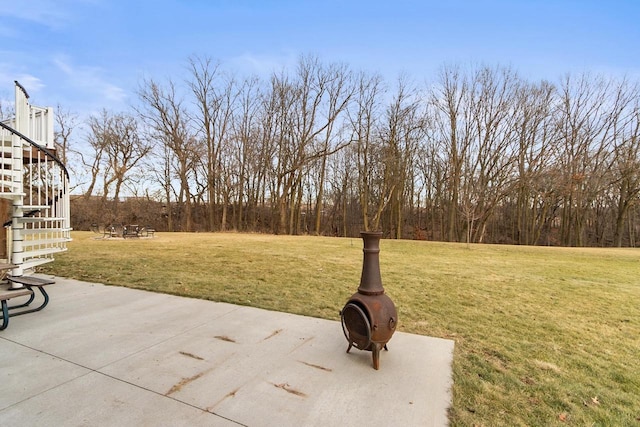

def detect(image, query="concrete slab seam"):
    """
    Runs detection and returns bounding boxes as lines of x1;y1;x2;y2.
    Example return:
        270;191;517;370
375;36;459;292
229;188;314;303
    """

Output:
1;335;247;426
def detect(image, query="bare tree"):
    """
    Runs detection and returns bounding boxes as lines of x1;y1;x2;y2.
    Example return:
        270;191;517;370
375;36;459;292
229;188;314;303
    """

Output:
0;93;13;120
312;62;354;235
54;104;77;166
231;76;263;231
54;105;83;194
556;73;617;246
610;80;640;246
186;55;220;230
465;66;520;243
415;130;446;240
513;80;560;245
86;110;151;219
348;71;386;231
265;55;354;234
187;56;238;231
430;64;476;242
137;78;196;231
83;110;108;202
378;75;426;238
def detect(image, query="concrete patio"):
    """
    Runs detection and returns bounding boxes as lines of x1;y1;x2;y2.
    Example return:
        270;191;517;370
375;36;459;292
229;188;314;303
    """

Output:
0;276;454;426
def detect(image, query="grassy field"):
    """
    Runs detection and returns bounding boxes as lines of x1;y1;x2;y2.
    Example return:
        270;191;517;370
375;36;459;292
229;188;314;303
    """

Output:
41;231;640;426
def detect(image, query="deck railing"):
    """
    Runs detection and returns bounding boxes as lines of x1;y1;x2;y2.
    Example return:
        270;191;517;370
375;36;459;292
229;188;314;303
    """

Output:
0;120;71;273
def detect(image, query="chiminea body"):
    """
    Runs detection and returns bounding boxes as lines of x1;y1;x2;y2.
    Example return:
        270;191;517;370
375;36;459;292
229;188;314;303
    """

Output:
341;231;397;370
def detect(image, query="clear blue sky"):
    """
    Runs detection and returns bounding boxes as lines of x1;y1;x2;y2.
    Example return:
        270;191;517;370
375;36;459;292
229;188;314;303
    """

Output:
1;0;639;116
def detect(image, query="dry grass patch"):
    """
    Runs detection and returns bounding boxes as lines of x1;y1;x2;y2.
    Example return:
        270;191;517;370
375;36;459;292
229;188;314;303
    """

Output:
42;232;640;426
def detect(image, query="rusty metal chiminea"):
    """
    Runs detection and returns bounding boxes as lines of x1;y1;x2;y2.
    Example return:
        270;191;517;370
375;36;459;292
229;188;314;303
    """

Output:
341;231;397;370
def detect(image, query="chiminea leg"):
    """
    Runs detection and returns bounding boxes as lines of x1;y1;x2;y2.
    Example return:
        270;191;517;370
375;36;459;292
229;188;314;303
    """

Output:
346;342;353;353
372;343;381;370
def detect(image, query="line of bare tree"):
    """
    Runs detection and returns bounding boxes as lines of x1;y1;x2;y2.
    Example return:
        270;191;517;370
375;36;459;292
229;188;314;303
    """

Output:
59;55;640;247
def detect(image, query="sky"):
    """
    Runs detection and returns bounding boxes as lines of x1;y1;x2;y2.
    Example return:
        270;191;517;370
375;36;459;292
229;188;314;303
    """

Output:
1;0;639;118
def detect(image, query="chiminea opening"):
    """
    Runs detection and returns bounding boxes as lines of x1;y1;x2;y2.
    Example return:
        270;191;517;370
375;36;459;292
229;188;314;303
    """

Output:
341;302;371;350
341;231;397;370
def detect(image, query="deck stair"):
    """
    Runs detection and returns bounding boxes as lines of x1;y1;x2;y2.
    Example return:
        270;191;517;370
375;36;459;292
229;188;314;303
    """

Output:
0;81;71;278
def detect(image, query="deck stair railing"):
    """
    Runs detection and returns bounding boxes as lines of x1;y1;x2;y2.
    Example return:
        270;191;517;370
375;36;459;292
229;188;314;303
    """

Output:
0;81;71;276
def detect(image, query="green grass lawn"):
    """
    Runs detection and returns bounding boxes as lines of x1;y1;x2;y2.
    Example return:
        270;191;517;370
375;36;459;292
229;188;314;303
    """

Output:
41;231;640;426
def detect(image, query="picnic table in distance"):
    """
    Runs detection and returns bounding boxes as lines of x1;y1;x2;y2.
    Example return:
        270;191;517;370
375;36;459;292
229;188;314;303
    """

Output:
91;224;155;239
